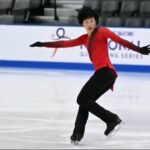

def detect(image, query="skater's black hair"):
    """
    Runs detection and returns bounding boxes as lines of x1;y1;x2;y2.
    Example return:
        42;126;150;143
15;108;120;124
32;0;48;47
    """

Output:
77;7;99;25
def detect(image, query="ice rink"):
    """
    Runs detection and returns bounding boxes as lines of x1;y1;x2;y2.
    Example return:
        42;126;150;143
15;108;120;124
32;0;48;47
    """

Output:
0;67;150;149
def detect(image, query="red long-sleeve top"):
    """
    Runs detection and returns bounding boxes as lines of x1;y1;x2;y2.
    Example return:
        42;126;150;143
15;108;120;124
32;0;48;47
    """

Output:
43;27;140;76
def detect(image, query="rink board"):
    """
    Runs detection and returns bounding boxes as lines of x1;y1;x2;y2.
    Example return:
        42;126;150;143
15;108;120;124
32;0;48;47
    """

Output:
0;25;150;72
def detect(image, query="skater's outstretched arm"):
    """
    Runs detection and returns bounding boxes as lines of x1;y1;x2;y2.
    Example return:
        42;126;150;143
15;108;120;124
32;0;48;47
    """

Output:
101;27;150;55
30;34;87;48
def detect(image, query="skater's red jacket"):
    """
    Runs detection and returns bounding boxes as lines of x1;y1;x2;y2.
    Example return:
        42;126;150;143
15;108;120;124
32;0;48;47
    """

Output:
43;27;140;76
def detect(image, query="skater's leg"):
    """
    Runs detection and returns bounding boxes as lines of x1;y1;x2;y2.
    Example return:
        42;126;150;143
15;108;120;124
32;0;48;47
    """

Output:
70;79;115;142
88;69;123;136
71;67;121;143
77;68;116;123
77;67;118;123
75;106;89;131
70;106;89;142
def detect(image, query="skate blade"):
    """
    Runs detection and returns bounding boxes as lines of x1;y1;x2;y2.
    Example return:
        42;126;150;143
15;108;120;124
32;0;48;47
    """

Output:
107;121;125;138
71;140;80;145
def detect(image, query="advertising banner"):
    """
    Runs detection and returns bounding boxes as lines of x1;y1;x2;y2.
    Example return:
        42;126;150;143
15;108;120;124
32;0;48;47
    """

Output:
0;25;150;70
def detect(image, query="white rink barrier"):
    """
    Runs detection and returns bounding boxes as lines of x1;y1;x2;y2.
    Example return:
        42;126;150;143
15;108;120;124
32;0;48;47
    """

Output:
0;25;150;72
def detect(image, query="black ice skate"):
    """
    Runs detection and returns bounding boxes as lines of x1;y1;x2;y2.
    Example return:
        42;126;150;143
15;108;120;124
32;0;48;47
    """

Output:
104;117;123;137
70;128;84;145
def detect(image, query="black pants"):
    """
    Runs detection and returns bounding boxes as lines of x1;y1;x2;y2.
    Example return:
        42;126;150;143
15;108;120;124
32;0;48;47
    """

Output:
74;67;118;132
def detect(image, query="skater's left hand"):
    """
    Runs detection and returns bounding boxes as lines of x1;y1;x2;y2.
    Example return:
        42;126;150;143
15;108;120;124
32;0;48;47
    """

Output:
139;45;150;55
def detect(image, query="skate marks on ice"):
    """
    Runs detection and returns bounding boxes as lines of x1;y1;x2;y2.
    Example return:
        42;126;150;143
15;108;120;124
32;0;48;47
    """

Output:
0;68;150;148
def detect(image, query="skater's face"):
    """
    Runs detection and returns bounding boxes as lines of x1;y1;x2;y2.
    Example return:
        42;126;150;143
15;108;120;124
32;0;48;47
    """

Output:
82;17;97;36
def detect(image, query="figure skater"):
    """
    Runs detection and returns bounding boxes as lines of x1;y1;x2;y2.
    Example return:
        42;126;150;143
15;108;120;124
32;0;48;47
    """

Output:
30;7;150;145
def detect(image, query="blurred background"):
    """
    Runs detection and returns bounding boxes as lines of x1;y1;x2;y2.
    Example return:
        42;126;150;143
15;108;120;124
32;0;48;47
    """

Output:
0;0;150;27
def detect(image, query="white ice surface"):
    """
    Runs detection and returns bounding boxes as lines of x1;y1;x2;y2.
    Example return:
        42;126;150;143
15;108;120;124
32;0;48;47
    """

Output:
0;68;150;149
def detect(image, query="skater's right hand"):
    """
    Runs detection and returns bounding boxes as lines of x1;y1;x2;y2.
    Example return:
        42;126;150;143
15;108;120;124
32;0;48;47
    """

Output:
30;41;43;47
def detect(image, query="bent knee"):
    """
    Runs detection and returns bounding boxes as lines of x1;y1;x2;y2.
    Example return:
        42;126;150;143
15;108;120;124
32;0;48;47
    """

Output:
77;96;83;105
77;94;88;106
